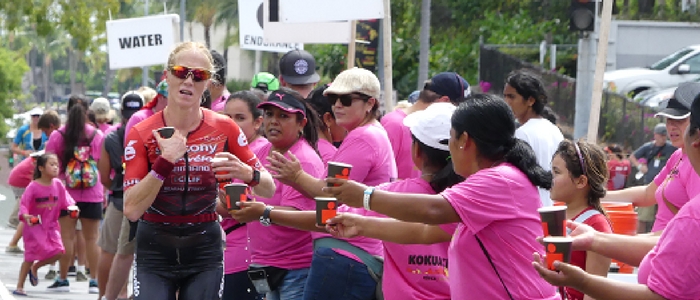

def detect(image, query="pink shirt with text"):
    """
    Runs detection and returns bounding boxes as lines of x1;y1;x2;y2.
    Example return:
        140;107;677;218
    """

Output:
45;125;105;203
223;136;270;275
379;178;455;300
247;139;324;270
638;194;700;299
652;149;700;232
441;163;558;299
19;179;75;262
380;109;420;179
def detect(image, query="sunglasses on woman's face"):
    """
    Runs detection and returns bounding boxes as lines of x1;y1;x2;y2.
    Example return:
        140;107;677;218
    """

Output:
327;93;370;107
168;65;212;82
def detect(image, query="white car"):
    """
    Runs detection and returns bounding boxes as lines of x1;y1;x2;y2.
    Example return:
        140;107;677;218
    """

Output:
604;45;700;96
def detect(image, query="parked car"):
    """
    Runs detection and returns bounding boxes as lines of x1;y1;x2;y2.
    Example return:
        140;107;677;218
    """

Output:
604;45;700;96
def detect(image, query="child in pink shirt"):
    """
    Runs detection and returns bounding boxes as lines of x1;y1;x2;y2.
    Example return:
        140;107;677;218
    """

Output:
14;153;76;296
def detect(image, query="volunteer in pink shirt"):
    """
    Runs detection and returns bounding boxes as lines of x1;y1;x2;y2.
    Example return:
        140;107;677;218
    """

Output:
306;84;348;163
381;72;470;179
124;80;168;139
321;103;463;300
324;93;559;299
533;93;700;300
208;50;231;112
264;68;397;299
228;88;324;300
220;90;269;300
45;95;104;292
14;153;76;296
603;82;700;233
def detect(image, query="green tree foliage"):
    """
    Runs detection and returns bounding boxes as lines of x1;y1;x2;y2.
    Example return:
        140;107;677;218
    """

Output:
0;46;30;136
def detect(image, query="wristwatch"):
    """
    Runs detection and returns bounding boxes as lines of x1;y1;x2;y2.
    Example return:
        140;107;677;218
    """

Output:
247;169;261;187
260;205;274;227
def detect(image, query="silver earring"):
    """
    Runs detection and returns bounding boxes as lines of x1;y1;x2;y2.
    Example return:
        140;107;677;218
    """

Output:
459;146;464;149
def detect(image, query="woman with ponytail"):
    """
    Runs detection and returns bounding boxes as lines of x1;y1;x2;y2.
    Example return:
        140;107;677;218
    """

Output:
324;94;558;299
550;139;612;300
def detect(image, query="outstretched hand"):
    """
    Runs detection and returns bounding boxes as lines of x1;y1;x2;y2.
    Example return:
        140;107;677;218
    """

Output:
532;252;587;288
322;178;368;208
267;151;302;185
325;213;365;238
228;201;266;223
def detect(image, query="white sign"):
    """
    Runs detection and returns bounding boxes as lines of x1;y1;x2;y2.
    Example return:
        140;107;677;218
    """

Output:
280;0;384;23
106;14;179;70
238;0;303;53
263;0;352;44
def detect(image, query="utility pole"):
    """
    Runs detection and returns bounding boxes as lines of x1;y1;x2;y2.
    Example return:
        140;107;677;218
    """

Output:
180;0;186;41
142;0;149;87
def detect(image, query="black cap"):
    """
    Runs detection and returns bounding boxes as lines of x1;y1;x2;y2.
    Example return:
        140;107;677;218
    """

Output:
279;49;320;85
211;50;226;84
257;91;307;118
423;72;471;103
656;82;700;119
121;92;144;120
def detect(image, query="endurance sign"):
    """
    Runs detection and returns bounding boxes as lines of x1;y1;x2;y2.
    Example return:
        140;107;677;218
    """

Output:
106;14;179;70
238;0;303;53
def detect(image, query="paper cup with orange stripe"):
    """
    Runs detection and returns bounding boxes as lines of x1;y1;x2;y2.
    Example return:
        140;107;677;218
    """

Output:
538;206;567;237
543;236;573;271
224;183;248;210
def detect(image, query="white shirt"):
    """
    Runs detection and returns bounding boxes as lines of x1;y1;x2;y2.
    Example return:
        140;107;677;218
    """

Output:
515;118;564;207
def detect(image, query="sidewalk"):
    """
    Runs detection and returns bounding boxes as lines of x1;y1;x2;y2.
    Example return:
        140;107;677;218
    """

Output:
0;226;98;300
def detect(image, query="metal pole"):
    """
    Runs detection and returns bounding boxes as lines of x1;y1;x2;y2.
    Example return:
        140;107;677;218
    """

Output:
347;20;357;68
550;44;557;70
142;0;149;87
382;0;394;112
574;35;593;139
180;0;186;42
587;0;614;143
254;51;262;73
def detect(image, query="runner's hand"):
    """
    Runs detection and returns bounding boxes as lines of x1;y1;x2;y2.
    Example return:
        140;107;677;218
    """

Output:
212;152;255;183
153;129;187;163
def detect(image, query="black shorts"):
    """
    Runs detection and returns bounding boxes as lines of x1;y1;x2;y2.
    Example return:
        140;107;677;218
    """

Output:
60;202;104;220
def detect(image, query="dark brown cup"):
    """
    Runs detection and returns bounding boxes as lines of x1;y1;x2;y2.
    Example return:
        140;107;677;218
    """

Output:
315;197;338;226
538;206;567;237
326;162;352;187
543;236;574;271
157;127;176;139
67;205;80;219
224;183;248;210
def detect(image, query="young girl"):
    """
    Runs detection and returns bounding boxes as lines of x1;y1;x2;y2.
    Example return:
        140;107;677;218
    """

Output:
15;153;77;296
550;140;613;300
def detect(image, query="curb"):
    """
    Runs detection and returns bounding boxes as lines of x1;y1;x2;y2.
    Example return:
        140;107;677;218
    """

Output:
0;279;15;300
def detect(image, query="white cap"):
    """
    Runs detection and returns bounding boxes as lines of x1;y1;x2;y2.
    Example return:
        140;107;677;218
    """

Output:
27;107;44;116
403;102;456;151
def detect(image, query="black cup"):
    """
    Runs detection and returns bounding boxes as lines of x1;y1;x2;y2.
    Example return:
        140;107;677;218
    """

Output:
224;183;248;210
315;197;338;226
157;127;176;139
538;206;568;237
326;162;352;187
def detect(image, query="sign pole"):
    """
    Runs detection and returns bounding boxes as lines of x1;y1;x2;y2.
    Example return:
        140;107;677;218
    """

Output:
381;0;393;112
142;0;149;87
586;0;614;143
347;20;357;68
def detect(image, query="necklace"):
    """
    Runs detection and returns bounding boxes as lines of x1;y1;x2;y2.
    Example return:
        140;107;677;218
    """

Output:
420;173;434;179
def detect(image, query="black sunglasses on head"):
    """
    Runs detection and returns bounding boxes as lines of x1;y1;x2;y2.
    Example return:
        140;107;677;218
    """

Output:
327;93;371;107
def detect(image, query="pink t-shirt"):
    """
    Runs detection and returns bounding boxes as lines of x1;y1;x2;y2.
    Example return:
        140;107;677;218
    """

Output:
210;90;231;112
317;138;337;165
331;122;397;186
638;194;700;299
378;178;456;300
223;136;271;275
247;139;324;269
98;122;112;133
45;125;105;203
441;163;558;299
652;149;700;232
124;109;155;142
380;109;420;180
19;179;75;262
8;155;35;188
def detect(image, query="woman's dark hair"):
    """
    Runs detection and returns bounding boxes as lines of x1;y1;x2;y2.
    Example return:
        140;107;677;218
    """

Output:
267;87;321;152
201;89;212;109
554;140;609;216
33;153;57;180
606;143;624;160
62;95;90;173
411;135;464;193
227;90;263;119
452;93;552;189
505;70;558;124
306;84;335;131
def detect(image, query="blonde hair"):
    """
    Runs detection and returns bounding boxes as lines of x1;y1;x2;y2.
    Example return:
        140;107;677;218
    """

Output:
137;86;157;105
167;42;214;72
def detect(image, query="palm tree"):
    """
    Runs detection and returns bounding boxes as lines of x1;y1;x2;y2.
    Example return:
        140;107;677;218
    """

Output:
214;0;239;62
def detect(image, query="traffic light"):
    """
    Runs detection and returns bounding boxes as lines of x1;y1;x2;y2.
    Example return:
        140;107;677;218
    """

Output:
570;0;595;32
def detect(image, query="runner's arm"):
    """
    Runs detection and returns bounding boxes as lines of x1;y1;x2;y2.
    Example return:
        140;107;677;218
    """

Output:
123;130;169;221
